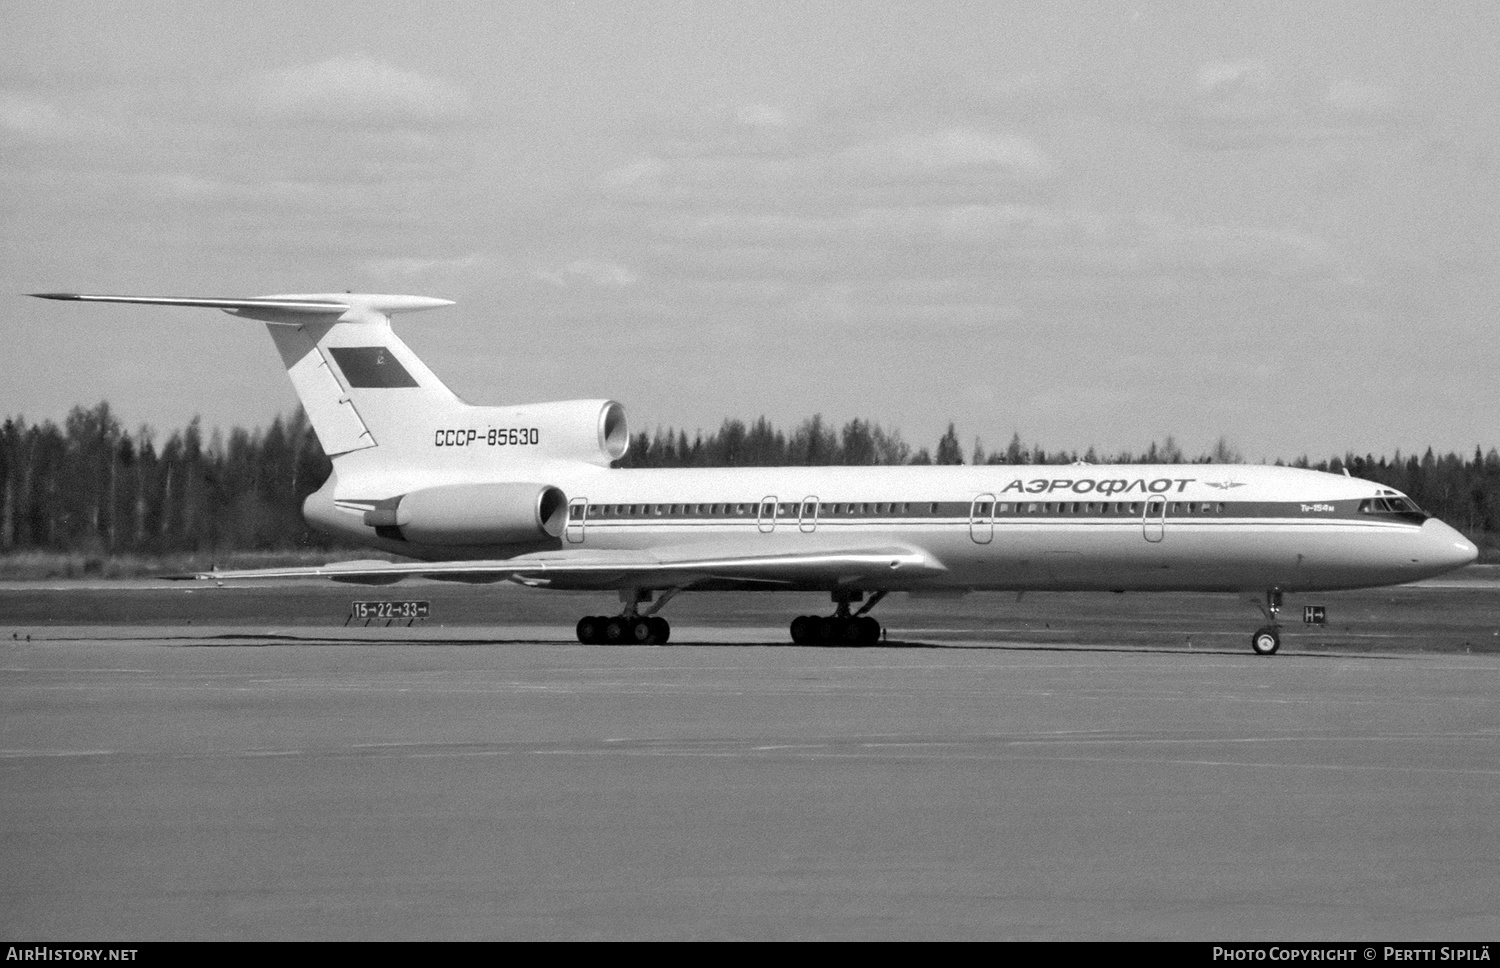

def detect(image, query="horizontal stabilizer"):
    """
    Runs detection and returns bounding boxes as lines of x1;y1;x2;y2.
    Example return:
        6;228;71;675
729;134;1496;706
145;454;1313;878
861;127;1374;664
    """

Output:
29;293;453;326
32;289;461;460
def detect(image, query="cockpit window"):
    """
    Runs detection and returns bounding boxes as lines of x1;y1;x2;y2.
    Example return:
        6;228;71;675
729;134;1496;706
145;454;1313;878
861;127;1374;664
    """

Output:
1360;495;1428;522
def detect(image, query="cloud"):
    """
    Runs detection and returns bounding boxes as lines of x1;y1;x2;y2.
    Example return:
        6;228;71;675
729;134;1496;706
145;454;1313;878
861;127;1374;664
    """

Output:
361;252;492;280
1195;59;1272;98
1324;81;1403;119
1177;60;1415;150
534;259;639;288
598;125;1048;213
0;93;77;140
852;128;1050;179
254;55;471;126
735;103;790;129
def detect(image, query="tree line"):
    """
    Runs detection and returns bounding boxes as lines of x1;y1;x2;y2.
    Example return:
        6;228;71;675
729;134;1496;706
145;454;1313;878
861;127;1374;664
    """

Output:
0;403;334;555
2;404;1497;554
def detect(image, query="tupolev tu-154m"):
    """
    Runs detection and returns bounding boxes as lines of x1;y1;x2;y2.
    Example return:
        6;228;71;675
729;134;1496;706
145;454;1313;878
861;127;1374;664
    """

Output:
32;292;1478;653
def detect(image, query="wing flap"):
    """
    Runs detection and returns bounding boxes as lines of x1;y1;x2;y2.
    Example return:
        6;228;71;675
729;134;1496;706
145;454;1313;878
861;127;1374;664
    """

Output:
174;547;946;589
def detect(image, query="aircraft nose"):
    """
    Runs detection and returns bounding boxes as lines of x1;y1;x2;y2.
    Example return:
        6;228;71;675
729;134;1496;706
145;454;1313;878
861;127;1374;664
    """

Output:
1422;518;1479;572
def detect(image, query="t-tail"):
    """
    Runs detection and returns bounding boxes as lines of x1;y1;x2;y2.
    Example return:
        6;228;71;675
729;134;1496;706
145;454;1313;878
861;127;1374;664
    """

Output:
28;293;630;475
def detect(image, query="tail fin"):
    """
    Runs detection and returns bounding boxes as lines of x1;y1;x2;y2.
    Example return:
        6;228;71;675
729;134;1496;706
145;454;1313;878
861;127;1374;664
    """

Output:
31;292;457;458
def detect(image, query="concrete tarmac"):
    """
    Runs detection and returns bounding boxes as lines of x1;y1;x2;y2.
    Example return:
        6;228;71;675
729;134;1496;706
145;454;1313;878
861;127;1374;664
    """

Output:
4;626;1500;939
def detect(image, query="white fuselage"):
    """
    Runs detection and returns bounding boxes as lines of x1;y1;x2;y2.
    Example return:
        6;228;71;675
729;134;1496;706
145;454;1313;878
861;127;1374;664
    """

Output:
307;460;1478;594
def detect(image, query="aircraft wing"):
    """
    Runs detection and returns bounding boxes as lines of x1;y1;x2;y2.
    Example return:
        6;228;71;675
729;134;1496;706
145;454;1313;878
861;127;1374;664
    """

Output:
173;546;946;590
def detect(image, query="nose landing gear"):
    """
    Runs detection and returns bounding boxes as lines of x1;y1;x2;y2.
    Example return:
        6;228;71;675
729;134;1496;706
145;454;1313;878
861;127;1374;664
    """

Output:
790;590;886;646
1250;588;1283;655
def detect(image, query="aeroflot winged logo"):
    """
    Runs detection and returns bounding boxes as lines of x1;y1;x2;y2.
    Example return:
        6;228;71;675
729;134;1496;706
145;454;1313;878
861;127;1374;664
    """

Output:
1000;477;1196;495
1205;481;1248;490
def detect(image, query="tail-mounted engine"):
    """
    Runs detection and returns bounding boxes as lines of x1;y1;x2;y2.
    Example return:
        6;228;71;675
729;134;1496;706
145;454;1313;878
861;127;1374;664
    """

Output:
362;482;568;546
490;399;629;467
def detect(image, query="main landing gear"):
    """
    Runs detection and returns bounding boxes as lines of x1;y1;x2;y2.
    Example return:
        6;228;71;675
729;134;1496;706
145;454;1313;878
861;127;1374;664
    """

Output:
576;588;675;645
577;614;669;645
790;591;886;646
1251;588;1283;656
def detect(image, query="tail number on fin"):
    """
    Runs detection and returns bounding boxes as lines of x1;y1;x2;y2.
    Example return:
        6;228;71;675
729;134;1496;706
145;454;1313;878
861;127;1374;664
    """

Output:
435;428;541;447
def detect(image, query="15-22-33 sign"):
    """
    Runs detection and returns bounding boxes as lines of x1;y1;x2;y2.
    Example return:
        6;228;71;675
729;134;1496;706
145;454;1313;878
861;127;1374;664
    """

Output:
351;601;430;619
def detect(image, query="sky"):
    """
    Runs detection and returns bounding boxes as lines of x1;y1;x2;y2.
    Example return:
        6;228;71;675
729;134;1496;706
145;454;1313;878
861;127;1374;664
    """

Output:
3;0;1497;462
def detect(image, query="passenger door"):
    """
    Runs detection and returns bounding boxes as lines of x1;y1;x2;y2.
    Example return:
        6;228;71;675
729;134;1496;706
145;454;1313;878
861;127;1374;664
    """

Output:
799;496;819;533
566;498;587;544
969;493;995;544
758;495;778;533
1143;496;1166;543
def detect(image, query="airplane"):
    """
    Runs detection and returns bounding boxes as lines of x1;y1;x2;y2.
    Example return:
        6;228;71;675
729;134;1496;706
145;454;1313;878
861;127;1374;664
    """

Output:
32;291;1479;654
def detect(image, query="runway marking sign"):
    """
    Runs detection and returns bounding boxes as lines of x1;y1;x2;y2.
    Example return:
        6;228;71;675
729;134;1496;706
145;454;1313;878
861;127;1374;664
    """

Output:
349;601;430;624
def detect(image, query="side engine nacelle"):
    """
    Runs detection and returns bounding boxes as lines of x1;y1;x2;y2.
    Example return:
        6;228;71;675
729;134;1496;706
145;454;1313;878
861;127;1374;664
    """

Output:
491;399;628;467
362;482;568;546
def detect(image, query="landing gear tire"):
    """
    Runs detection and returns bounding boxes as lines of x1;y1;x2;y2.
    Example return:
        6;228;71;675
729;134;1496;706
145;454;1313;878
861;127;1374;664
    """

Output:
789;615;882;646
581;614;670;645
577;616;606;645
1251;626;1281;656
